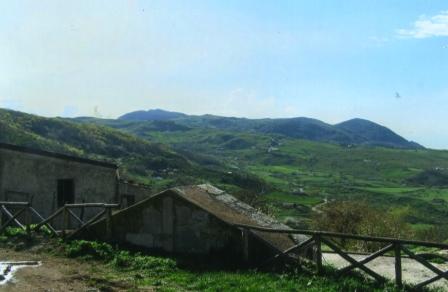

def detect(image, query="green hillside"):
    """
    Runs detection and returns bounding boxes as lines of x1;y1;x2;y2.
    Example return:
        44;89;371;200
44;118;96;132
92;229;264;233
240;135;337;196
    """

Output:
73;116;448;239
0;109;265;194
3;108;448;241
115;109;422;149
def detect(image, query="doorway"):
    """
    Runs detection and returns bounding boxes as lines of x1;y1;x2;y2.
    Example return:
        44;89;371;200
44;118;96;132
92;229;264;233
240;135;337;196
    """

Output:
57;179;75;207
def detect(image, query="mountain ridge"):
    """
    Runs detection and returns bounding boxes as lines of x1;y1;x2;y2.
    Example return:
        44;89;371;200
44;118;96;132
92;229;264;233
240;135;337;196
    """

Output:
119;109;187;121
118;109;423;149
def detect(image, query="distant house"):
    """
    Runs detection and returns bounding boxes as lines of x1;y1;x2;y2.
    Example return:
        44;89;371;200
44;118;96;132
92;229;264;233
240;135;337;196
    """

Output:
89;184;309;264
0;143;150;220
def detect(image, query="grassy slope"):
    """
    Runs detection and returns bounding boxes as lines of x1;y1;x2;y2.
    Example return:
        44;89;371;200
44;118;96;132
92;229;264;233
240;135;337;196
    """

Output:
3;109;448;235
0;109;263;193
89;120;448;231
0;230;402;292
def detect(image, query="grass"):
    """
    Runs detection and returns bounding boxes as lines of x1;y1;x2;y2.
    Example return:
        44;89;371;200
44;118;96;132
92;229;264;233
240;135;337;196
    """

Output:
0;228;443;291
58;239;402;292
264;192;322;206
6;228;405;292
355;187;424;195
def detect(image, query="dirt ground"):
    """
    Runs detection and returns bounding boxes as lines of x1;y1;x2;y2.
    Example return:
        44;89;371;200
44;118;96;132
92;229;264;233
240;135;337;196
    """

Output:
323;252;448;290
0;247;141;291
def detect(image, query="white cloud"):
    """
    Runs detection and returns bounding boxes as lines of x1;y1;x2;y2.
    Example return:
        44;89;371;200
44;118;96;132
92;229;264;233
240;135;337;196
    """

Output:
398;11;448;39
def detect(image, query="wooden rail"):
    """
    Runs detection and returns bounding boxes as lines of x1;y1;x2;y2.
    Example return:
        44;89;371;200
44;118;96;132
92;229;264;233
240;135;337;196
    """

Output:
0;202;32;238
0;201;119;240
235;223;448;289
2;201;446;289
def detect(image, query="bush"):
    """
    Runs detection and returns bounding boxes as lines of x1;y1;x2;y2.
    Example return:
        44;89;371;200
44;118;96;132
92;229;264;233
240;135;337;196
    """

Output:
415;225;448;243
111;250;176;272
131;254;177;272
4;227;26;237
65;240;177;274
65;240;114;260
312;201;413;251
110;250;133;268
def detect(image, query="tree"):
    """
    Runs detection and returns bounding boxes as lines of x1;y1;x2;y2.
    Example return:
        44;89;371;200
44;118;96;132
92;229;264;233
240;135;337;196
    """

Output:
312;201;412;251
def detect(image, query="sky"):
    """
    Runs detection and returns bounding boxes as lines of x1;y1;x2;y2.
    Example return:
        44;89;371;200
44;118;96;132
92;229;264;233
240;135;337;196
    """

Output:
0;1;448;149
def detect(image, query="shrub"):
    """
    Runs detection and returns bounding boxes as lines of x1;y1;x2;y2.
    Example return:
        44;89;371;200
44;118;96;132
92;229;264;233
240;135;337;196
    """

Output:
4;227;26;237
312;201;413;251
110;250;133;268
131;254;176;272
64;240;177;274
111;250;176;272
415;225;448;243
65;240;114;260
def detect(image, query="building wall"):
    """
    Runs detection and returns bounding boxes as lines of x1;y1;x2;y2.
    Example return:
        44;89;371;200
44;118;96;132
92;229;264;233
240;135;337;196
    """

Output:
118;181;151;207
0;148;118;220
92;191;243;256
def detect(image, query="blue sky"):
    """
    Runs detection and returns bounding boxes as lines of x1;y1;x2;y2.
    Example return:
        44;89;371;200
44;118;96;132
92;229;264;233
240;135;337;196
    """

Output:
0;1;448;149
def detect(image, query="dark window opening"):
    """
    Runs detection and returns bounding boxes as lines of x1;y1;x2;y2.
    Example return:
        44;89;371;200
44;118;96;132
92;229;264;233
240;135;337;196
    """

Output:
57;179;75;207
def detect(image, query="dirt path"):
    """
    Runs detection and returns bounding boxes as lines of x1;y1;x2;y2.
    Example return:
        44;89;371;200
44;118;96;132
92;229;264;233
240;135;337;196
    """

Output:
311;198;329;214
323;252;448;289
0;247;137;291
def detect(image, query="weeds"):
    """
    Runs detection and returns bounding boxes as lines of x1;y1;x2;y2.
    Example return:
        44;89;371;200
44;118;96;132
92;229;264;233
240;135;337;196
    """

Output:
64;240;177;276
0;228;438;291
59;239;405;291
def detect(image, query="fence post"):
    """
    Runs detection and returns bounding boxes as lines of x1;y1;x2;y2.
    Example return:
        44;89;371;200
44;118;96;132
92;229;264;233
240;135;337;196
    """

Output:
80;199;85;222
242;228;250;263
25;206;31;240
314;234;323;275
62;206;68;239
394;243;402;288
105;206;112;240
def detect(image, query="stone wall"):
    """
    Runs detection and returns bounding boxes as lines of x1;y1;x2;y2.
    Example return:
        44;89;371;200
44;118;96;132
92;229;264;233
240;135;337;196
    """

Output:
0;148;118;221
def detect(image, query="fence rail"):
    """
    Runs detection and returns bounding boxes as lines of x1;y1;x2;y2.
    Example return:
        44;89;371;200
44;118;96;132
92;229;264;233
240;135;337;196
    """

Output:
2;201;447;289
235;223;448;289
0;201;119;240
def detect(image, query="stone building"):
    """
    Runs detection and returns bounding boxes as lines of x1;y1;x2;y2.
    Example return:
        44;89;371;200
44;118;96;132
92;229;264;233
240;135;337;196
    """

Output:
90;184;308;264
118;180;152;208
0;143;308;263
0;143;122;219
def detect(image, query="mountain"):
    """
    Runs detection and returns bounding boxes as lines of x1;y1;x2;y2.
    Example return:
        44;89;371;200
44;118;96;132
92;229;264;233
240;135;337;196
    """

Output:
0;108;190;172
254;117;357;144
117;109;423;149
0;108;267;194
119;109;187;121
335;118;423;149
4;107;448;233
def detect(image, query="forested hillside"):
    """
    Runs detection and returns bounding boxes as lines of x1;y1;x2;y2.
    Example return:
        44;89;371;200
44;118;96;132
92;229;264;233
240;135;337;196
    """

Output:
115;109;422;149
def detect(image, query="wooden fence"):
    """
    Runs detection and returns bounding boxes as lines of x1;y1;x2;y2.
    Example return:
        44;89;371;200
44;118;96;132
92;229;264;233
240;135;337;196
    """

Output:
2;201;447;289
0;201;119;239
236;223;448;290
